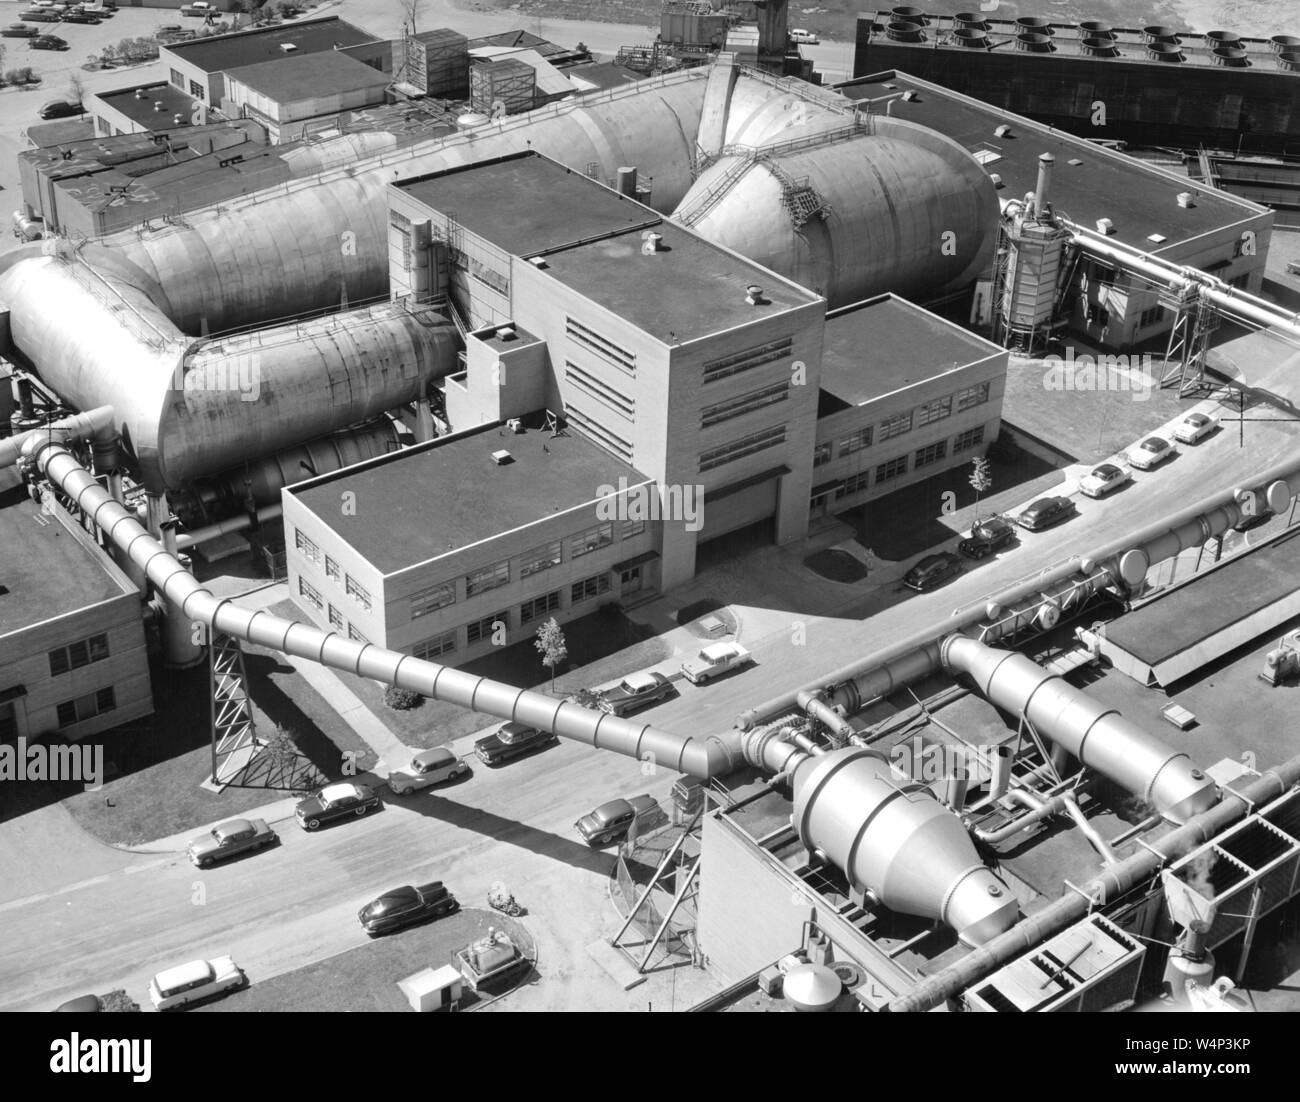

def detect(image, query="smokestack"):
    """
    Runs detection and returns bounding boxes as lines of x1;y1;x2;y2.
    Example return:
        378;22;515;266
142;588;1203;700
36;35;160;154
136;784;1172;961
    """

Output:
1035;152;1054;213
616;166;637;198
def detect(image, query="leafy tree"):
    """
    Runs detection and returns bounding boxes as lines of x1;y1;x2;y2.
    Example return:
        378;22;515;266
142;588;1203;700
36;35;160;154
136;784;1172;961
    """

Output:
969;456;992;521
534;617;567;692
68;72;86;109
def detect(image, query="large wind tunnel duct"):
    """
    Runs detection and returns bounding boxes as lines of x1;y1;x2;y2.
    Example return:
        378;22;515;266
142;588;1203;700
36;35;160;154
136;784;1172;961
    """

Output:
30;440;741;779
790;748;1020;946
941;636;1218;823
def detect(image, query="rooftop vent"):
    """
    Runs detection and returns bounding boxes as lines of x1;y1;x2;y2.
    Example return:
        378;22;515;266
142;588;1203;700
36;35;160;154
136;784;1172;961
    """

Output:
494;326;517;342
173;114;184;125
954;13;988;32
994;124;1013;137
1095;217;1115;235
1068;157;1084;166
1212;46;1251;66
886;21;924;43
641;231;663;255
1205;29;1242;47
1270;34;1300;53
1016;16;1054;35
889;6;928;25
280;42;298;53
1081;36;1120;58
954;28;989;48
134;88;147;100
1279;49;1300;72
527;256;548;269
901;90;918;101
988;173;1004;188
1177;191;1197;208
1078;21;1113;38
153;101;165;112
1146;42;1185;62
745;284;767;305
506;418;524;433
1148;233;1168;243
1142;26;1180;44
490;449;513;465
1016;32;1054;52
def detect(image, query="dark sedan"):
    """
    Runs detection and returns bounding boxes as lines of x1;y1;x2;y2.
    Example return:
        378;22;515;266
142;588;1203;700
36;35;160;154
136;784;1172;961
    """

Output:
902;551;963;592
1016;495;1076;532
38;99;82;120
597;671;675;717
358;882;458;935
30;34;68;49
474;722;557;765
958;516;1016;559
294;782;380;831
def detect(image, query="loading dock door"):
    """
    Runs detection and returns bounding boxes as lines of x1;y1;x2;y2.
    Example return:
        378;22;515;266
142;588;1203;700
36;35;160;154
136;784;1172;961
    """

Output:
700;466;786;543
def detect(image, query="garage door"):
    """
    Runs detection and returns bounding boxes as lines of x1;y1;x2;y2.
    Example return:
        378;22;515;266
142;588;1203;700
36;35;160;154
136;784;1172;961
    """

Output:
701;472;780;542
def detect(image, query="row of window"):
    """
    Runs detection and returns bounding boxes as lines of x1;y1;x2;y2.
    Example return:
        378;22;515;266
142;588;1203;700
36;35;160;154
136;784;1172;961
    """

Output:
409;573;613;661
565;404;634;462
565;362;635;419
702;337;793;385
48;634;110;677
701;381;789;428
57;687;116;730
567;317;636;374
812;425;986;506
816;381;992;465
295;533;374;611
699;423;787;472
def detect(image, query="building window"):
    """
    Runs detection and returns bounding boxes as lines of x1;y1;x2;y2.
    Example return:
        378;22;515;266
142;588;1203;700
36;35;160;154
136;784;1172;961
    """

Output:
566;317;636;374
294;528;320;564
328;604;344;630
876;455;908;483
564;404;634;462
699;424;786;472
621;518;645;541
410;581;456;618
879;411;913;440
298;576;324;610
520;590;562;624
1228;273;1249;289
834;471;871;500
570;523;613;559
915;440;948;468
1094;305;1110;328
915;395;953;427
702;337;793;384
325;555;341;582
348;624;370;645
466;611;509;645
465;559;509;597
48;634;110;677
955;382;991;412
468;256;509;296
1137;305;1163;329
813;441;832;467
170;68;185;89
953;425;986;452
345;575;372;610
565;363;635;418
57;687;116;728
700;381;789;427
571;573;611;604
838;426;873;457
519;540;563;579
413;631;456;659
189;80;205;101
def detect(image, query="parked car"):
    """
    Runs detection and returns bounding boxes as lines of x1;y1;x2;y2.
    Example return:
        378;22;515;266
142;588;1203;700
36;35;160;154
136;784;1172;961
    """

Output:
53;994;103;1012
20;12;61;23
62;11;99;22
790;28;819;43
957;516;1017;559
680;641;752;685
598;671;675;716
1173;411;1217;445
902;551;964;592
1130;435;1174;470
575;794;659;846
148;957;244;1011
3;24;39;37
386;747;467;795
30;34;68;48
1078;462;1130;499
474;721;557;766
186;817;277;868
38;99;81;120
294;781;380;831
358;882;458;935
1017;495;1076;531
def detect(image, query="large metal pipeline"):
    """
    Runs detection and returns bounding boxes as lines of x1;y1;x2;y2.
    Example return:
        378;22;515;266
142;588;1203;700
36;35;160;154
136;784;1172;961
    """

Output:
27;438;741;778
0;404;117;469
888;750;1300;1012
941;635;1218;823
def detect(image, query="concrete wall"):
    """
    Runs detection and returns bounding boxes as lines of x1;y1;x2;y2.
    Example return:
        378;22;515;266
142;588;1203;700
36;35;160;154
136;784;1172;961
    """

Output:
162;45;222;105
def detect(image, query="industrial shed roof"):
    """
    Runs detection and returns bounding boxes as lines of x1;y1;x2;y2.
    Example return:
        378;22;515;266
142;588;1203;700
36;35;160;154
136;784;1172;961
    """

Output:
224;50;391;104
161;16;377;74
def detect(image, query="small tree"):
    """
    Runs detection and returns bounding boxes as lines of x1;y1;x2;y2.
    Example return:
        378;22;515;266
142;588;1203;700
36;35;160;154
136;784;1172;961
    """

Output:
534;617;567;692
68;72;86;109
383;685;423;711
969;455;993;522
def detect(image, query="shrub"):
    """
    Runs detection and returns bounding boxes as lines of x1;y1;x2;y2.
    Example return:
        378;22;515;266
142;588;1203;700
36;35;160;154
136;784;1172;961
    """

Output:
99;989;140;1013
383;685;423;711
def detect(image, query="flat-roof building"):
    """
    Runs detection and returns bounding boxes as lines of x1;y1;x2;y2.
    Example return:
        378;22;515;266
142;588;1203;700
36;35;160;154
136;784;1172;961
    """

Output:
87;80;207;138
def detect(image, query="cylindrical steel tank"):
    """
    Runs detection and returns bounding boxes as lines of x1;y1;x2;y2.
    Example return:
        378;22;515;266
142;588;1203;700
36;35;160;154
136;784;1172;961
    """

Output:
677;116;997;308
790;747;1020;946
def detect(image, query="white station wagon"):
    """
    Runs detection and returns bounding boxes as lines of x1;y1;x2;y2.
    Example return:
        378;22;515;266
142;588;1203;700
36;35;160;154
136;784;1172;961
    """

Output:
149;956;245;1010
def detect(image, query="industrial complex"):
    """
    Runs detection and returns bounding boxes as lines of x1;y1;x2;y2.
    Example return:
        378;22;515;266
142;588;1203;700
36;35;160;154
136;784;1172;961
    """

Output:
3;1;1300;1027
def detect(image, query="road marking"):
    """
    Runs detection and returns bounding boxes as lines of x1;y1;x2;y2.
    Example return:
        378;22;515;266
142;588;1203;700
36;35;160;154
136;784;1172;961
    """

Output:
125;858;172;875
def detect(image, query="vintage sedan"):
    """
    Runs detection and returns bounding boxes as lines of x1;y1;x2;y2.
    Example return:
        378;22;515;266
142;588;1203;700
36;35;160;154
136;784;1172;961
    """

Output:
148;957;244;1011
386;747;467;795
474;722;557;766
187;817;277;868
1129;436;1174;471
1173;412;1217;445
294;782;380;831
902;551;964;592
598;671;676;716
358;882;458;935
575;794;660;846
957;516;1017;559
680;641;753;685
1078;463;1130;499
1017;496;1076;532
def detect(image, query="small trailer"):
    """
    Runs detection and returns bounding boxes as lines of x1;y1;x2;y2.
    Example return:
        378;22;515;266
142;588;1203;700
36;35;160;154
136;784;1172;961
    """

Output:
454;929;529;991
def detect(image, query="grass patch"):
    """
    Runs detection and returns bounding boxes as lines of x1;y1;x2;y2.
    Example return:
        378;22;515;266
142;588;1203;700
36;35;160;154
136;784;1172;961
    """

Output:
804;548;869;583
191;909;535;1012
